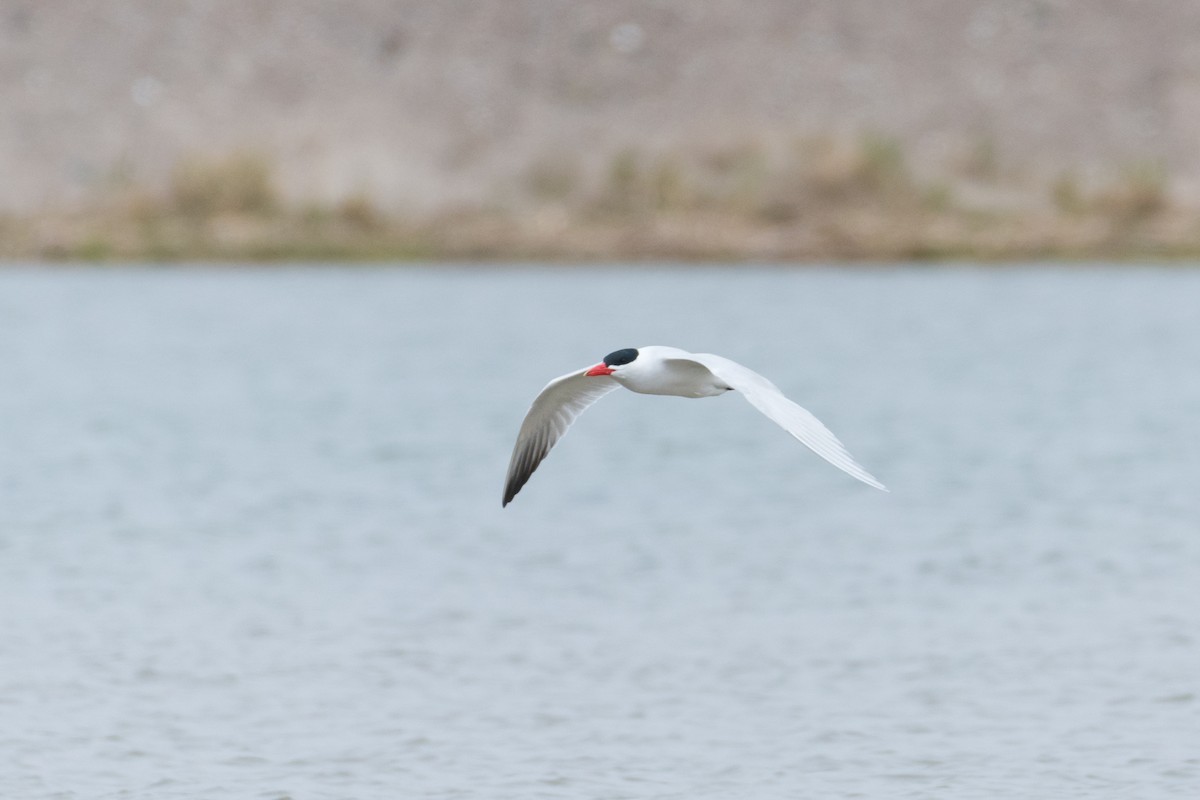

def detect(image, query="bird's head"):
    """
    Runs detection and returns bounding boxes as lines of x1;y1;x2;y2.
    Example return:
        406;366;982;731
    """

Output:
585;347;639;378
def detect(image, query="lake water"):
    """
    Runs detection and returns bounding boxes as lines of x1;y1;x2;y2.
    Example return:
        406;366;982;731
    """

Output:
1;264;1198;799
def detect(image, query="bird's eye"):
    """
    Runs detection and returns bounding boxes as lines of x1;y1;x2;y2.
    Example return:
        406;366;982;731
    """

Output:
603;348;639;367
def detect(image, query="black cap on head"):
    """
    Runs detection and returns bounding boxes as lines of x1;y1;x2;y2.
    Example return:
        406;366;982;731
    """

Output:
603;348;639;367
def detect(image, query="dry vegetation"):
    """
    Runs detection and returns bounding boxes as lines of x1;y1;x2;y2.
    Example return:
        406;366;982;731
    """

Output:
3;138;1197;262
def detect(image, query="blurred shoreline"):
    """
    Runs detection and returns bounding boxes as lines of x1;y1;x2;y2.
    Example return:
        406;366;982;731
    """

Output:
7;1;1200;262
3;139;1198;263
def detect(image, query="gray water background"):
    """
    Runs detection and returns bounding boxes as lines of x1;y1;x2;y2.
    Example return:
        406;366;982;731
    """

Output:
0;264;1197;799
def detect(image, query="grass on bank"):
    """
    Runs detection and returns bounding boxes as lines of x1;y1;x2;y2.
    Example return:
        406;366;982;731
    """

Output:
3;140;1198;262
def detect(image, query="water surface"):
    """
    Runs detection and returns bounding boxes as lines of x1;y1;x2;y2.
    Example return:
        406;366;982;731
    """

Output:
1;264;1197;798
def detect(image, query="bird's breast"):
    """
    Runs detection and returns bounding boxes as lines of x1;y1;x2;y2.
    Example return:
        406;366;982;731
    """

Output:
621;363;731;398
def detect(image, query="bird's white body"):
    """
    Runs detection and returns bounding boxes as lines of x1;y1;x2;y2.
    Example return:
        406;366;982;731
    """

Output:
502;345;886;506
614;345;732;397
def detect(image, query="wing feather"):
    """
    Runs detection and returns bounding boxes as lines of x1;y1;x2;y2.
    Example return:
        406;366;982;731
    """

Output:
686;352;888;491
503;369;620;506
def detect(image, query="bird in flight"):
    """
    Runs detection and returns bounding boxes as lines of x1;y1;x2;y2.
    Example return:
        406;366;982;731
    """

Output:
503;346;886;506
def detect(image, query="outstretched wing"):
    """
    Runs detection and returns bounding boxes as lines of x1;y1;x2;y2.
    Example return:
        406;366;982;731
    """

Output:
503;369;620;506
681;352;888;491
